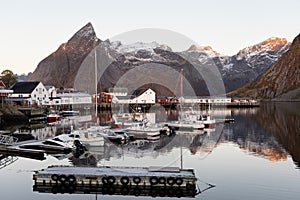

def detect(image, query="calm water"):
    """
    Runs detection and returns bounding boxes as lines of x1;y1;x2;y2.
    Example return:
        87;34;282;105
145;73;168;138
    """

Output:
0;102;299;200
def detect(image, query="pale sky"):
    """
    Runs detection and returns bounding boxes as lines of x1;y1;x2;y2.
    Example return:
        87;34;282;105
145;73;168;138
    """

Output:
0;0;299;74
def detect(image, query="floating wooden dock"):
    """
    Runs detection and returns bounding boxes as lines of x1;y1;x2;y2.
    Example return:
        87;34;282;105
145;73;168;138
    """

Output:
33;165;197;198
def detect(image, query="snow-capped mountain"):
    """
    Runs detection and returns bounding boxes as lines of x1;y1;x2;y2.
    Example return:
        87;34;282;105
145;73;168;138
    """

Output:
29;22;292;96
220;37;290;92
229;34;300;100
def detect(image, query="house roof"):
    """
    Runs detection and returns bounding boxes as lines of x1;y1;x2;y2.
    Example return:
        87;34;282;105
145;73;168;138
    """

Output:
132;88;154;97
0;81;6;89
10;81;40;93
116;95;135;100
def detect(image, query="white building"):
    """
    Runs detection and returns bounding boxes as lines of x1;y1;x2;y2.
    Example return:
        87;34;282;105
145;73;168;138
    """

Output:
114;88;156;104
53;92;92;106
9;81;49;106
183;96;232;104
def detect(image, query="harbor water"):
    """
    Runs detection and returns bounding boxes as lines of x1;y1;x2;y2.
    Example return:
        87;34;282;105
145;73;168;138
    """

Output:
0;102;299;200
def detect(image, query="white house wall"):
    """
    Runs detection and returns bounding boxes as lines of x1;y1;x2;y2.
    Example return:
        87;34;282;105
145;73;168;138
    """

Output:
54;94;92;105
30;82;49;105
132;89;156;104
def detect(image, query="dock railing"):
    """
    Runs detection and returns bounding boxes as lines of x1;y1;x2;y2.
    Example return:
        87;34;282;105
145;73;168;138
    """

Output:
0;135;18;145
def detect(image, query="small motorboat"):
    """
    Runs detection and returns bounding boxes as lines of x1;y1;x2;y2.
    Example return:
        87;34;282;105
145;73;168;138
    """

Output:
98;129;133;144
19;134;75;154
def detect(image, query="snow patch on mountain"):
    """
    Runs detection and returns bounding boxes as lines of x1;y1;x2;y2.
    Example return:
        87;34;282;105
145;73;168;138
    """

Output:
111;41;172;54
186;44;222;57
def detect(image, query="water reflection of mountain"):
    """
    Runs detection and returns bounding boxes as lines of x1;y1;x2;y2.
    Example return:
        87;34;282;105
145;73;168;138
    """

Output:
227;114;288;162
254;103;300;168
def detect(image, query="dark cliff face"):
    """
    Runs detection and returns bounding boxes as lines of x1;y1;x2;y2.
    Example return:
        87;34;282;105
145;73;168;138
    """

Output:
28;23;292;97
229;34;300;99
29;23;101;88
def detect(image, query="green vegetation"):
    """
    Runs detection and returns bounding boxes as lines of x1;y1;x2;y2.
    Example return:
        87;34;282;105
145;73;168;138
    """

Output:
0;69;17;88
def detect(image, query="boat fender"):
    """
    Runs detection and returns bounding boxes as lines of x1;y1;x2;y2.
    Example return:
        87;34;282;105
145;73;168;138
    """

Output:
107;176;116;184
51;174;59;181
149;176;158;185
120;177;130;185
175;177;183;185
67;175;76;184
158;177;166;184
133;177;141;184
166;177;175;185
59;175;67;183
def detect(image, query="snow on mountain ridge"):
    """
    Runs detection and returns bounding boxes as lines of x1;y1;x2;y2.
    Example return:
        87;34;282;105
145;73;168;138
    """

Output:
186;44;222;57
237;37;290;56
111;41;172;54
75;22;97;38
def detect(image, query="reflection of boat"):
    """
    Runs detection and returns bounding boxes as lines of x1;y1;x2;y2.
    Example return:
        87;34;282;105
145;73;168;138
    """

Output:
60;110;80;116
167;120;205;131
68;130;105;147
47;113;60;123
98;129;132;144
18;134;74;154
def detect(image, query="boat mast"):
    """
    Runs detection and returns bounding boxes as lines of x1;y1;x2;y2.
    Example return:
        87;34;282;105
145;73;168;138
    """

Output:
180;68;183;121
95;50;98;118
180;68;183;169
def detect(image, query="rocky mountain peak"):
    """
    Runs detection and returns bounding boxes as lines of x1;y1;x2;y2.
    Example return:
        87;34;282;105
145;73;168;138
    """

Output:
237;37;290;56
229;34;300;100
29;22;101;87
29;23;294;97
186;44;221;57
70;22;98;41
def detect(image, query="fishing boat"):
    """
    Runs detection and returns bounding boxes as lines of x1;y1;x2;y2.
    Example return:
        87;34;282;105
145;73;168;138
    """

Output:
125;120;169;140
112;113;145;128
181;111;216;128
166;69;205;132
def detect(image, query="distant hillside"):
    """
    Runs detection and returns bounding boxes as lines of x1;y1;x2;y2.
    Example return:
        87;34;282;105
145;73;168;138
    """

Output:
29;22;291;96
229;34;300;100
